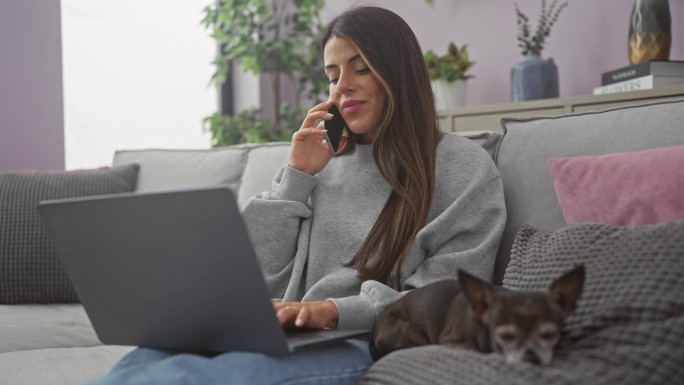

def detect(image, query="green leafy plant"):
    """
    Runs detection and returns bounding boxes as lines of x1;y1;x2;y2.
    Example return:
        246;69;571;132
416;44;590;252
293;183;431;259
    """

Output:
424;42;475;83
201;0;328;146
515;0;568;56
203;109;271;146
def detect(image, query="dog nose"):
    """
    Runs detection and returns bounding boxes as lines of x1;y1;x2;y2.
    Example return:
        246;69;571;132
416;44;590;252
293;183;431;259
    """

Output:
523;350;541;364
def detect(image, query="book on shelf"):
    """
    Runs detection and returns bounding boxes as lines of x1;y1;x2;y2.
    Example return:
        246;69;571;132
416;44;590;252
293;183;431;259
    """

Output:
601;61;684;86
593;74;684;95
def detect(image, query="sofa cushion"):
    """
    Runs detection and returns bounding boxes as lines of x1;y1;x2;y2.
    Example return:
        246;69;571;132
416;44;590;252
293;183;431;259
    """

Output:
0;345;133;385
0;165;139;304
235;143;291;208
0;304;103;353
456;131;502;160
548;145;684;226
493;98;684;283
112;148;246;194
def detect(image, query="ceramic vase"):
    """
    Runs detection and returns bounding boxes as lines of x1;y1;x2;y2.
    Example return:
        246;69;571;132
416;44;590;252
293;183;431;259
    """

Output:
432;79;467;111
510;54;559;102
629;0;671;64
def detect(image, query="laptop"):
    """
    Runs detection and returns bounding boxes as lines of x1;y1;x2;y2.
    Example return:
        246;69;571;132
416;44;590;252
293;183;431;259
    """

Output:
38;186;370;355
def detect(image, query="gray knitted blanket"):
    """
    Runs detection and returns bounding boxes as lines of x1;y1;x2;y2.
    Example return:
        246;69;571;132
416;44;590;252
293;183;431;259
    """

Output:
360;222;684;385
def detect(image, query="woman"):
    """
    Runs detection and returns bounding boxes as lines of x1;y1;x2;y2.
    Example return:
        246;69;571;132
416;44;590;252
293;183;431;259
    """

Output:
90;6;506;385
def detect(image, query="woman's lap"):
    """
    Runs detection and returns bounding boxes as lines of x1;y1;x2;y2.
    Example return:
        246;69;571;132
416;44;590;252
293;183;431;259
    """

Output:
89;339;372;385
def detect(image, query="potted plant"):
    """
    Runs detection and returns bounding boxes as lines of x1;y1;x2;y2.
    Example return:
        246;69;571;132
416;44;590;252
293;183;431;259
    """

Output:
201;0;328;146
424;42;475;110
511;0;568;102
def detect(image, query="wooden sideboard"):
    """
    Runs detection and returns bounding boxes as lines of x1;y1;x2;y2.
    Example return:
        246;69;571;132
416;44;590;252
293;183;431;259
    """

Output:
438;84;684;133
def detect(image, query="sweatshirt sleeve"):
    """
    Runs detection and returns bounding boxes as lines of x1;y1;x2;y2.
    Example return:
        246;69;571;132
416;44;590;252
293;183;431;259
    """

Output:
241;165;318;297
330;172;507;330
404;174;507;287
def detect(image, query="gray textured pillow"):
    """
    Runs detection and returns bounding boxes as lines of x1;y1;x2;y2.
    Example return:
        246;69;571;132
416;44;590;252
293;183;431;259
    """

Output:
359;222;684;385
0;164;139;304
504;221;684;341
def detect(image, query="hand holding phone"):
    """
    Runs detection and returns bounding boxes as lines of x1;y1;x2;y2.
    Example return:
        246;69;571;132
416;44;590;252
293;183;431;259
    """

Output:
324;104;347;153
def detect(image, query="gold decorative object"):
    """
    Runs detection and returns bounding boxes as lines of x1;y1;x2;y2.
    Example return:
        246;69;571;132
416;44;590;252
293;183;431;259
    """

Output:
629;0;671;65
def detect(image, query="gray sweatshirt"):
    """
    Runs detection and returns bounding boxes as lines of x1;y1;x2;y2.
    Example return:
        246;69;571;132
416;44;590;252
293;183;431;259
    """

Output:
241;132;506;330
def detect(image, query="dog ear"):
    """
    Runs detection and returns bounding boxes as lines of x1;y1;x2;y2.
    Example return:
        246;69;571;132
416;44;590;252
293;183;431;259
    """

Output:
458;270;496;318
547;265;585;318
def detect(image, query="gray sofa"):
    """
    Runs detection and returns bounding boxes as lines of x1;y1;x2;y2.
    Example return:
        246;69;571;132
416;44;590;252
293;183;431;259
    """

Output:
1;98;682;385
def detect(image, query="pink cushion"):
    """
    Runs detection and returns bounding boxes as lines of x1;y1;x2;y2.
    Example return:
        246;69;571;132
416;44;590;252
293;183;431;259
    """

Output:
548;145;684;227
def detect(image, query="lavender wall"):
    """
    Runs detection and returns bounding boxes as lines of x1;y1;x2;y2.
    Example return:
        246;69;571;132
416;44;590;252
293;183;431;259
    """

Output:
0;0;64;172
322;0;684;106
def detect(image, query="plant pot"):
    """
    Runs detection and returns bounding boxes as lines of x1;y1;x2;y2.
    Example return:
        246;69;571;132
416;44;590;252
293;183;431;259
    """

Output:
629;0;671;64
432;79;467;111
510;55;559;102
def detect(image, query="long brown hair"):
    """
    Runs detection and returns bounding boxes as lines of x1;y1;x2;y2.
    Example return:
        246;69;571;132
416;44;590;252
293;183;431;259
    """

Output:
321;7;440;288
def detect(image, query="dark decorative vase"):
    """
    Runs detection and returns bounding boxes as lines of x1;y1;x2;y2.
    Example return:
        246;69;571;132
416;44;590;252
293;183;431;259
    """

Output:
629;0;671;65
510;55;559;102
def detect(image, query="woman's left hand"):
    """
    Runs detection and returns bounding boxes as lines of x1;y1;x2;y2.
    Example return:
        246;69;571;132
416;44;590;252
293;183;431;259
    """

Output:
273;300;339;330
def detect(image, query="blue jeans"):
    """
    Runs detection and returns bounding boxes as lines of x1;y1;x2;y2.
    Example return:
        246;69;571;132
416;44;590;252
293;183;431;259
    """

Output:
88;339;372;385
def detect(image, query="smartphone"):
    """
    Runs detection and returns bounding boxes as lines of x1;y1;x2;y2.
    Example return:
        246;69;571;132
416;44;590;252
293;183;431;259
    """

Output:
324;104;347;153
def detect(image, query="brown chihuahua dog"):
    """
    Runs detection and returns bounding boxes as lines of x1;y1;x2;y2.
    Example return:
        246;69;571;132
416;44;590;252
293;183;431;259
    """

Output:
370;265;585;365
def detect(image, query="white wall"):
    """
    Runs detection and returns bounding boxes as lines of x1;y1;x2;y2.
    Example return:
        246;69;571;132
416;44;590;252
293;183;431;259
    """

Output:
61;0;217;169
233;64;261;112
